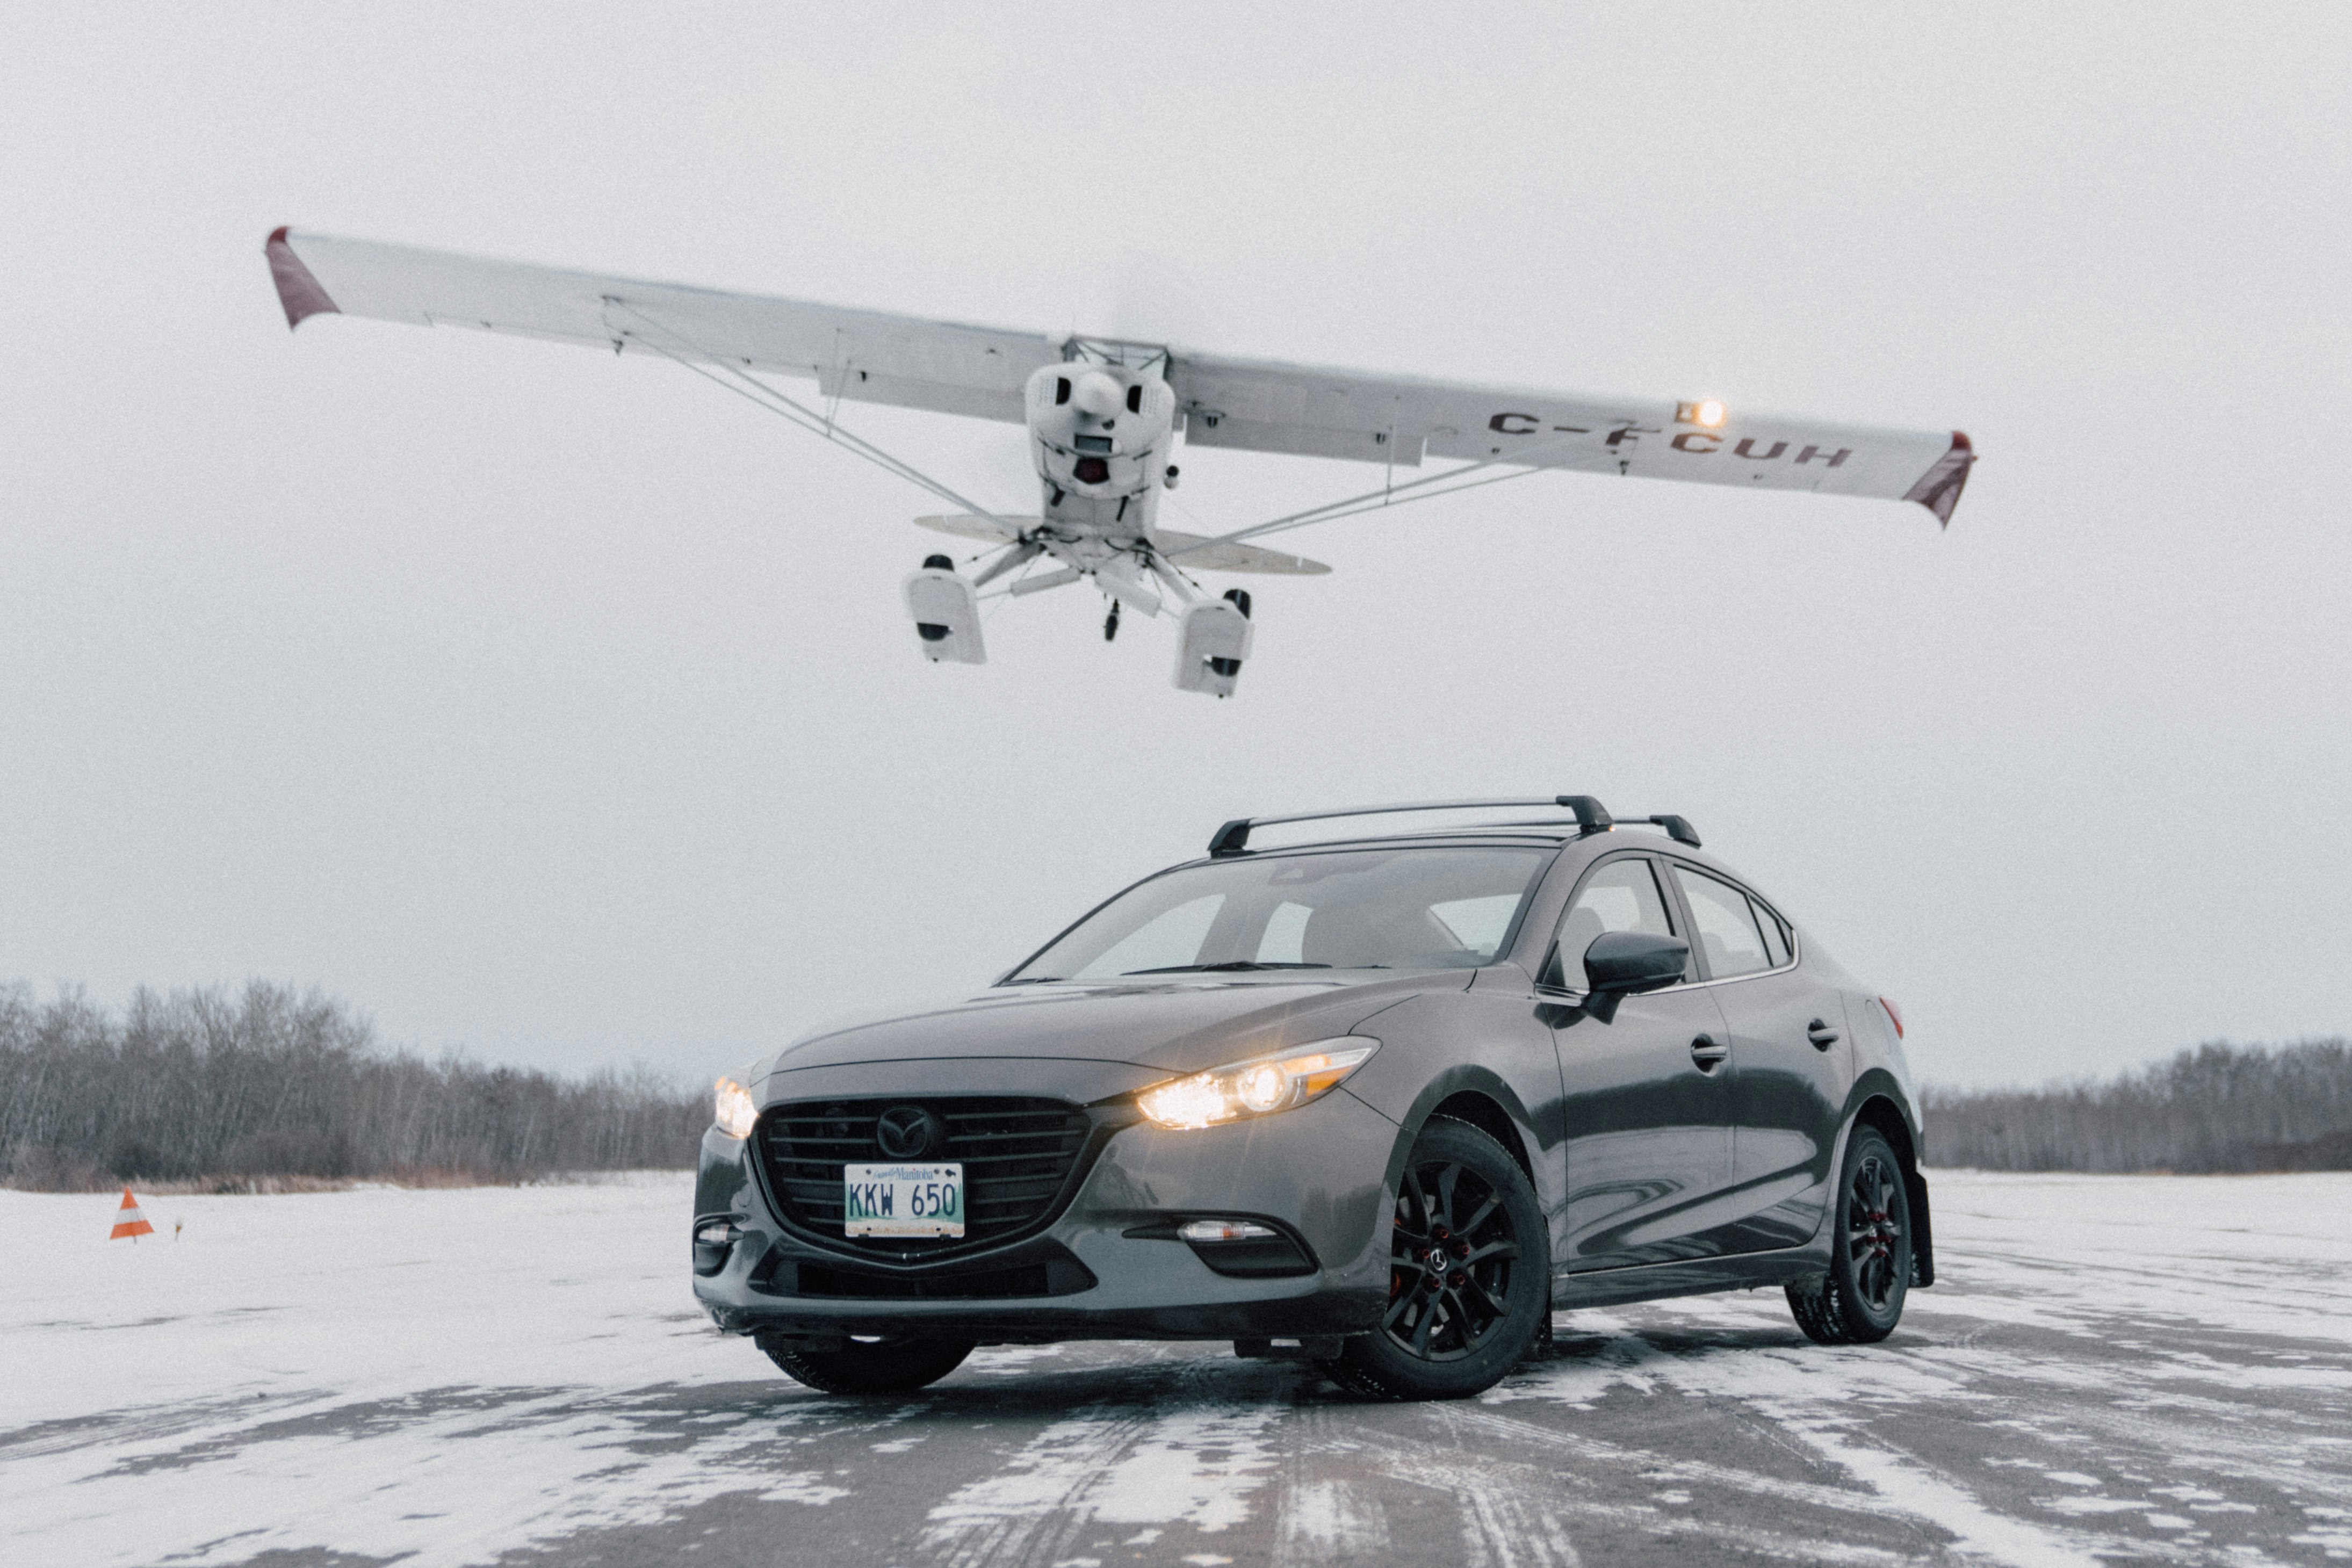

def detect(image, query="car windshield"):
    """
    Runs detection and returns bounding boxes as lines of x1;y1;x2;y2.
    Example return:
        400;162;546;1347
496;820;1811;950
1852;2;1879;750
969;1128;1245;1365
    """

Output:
1004;846;1553;983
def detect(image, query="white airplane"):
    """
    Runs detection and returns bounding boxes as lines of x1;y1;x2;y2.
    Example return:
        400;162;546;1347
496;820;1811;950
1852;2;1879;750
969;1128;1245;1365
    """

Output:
264;228;1973;697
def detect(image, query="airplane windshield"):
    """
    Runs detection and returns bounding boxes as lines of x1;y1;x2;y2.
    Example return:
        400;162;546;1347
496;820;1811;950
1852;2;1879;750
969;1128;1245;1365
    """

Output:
1003;846;1553;983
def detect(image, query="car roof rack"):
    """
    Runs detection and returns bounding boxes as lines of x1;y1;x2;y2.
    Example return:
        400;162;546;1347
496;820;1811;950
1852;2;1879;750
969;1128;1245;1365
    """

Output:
1207;797;1700;857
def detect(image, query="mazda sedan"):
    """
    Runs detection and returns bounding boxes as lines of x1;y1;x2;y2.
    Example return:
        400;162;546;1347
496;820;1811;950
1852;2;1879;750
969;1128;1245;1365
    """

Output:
692;796;1932;1400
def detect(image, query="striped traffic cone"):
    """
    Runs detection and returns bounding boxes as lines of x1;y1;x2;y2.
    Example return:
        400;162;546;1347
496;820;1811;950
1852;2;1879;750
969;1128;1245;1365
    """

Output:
110;1187;155;1242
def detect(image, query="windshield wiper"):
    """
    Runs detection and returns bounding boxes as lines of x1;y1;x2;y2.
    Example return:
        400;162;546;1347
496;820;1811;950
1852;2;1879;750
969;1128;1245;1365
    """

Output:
1120;961;1334;975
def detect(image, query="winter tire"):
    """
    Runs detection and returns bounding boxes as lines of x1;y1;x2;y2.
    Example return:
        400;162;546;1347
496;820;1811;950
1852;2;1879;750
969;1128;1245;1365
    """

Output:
1787;1124;1911;1346
1322;1117;1549;1401
758;1333;975;1394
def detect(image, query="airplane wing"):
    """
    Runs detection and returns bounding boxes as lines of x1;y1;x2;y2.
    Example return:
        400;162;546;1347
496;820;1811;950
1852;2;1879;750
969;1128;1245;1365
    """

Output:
1165;352;1974;524
265;229;1058;424
267;228;1971;522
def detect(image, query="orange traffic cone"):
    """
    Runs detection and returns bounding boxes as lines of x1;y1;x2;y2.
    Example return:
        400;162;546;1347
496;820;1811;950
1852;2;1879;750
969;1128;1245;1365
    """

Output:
110;1187;155;1242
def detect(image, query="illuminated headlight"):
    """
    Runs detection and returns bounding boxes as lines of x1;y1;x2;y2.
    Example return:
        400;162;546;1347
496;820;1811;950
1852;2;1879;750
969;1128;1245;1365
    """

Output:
713;1076;758;1140
1135;1039;1378;1130
1676;398;1728;429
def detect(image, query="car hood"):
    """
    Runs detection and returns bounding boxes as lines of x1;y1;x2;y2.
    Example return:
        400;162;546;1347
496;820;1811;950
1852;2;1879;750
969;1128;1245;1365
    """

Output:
761;971;1449;1082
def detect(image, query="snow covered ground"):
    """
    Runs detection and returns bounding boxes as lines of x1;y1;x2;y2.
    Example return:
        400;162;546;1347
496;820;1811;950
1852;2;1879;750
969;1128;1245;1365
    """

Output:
3;1169;2348;1567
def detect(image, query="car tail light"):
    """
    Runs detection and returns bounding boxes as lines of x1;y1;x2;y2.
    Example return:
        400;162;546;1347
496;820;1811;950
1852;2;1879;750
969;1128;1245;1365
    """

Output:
1879;996;1904;1038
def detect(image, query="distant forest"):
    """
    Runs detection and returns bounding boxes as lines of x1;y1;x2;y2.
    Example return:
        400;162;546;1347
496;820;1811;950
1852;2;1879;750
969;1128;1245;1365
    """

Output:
1;982;708;1191
7;982;2348;1189
1924;1038;2352;1173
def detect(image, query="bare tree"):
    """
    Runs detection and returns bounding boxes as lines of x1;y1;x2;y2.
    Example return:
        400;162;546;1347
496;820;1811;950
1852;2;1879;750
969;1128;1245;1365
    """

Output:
1924;1039;2352;1171
1;982;710;1189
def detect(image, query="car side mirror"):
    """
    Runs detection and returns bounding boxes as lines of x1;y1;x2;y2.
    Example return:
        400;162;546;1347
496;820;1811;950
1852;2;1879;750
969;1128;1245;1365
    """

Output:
1581;931;1690;1023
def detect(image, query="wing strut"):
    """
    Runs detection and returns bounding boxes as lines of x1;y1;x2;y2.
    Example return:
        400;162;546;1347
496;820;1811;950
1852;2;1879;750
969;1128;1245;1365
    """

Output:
1161;429;1596;565
603;299;1032;541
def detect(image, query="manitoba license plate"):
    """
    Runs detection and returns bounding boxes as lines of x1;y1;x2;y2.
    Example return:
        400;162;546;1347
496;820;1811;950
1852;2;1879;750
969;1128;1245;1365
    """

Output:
843;1162;964;1238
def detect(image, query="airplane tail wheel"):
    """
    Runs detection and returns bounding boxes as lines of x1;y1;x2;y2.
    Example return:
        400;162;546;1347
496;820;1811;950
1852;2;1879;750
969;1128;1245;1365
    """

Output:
1223;588;1252;617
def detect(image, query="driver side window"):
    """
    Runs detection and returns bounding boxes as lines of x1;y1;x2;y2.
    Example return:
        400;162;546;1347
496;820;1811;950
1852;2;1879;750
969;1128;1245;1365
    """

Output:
1541;857;1678;991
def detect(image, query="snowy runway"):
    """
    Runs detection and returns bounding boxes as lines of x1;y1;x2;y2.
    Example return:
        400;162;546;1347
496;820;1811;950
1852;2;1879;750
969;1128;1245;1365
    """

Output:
4;1171;2348;1567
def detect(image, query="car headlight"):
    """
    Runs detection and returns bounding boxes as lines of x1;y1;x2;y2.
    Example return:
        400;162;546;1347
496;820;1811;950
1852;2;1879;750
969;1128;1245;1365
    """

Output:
713;1075;758;1140
1135;1039;1379;1130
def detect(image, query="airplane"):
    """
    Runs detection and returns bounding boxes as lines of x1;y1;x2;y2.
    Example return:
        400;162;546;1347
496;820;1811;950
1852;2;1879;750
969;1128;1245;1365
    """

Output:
264;228;1973;698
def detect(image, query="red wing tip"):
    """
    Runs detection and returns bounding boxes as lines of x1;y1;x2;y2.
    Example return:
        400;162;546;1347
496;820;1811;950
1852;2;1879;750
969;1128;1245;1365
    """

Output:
1903;431;1976;528
264;227;339;329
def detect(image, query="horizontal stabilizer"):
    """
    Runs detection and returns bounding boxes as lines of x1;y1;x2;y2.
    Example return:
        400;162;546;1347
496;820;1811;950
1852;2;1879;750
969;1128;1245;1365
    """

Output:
1156;530;1331;575
914;514;1037;544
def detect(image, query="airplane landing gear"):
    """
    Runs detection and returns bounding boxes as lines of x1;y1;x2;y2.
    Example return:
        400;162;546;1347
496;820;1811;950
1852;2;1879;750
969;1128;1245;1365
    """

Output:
1104;599;1121;642
903;555;986;664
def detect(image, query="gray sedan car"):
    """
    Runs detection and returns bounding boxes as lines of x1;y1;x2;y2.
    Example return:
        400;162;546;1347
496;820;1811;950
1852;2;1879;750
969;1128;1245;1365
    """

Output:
692;797;1932;1400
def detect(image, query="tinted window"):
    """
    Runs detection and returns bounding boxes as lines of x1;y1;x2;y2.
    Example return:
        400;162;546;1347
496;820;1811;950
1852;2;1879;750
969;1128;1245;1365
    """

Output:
1069;894;1224;980
1543;857;1677;989
1753;898;1791;967
1008;846;1552;981
1672;866;1771;979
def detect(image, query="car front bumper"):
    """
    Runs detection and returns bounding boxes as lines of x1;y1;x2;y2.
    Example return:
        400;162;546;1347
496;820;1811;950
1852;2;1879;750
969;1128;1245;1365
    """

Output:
689;1068;1399;1343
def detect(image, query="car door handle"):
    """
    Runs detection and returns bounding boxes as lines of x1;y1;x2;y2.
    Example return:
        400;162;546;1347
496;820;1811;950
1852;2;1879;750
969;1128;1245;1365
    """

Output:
1689;1034;1729;1071
1807;1018;1841;1050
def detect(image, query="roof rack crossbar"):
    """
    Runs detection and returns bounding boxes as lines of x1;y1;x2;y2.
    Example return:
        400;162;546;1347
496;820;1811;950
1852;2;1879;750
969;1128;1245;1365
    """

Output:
1209;795;1692;857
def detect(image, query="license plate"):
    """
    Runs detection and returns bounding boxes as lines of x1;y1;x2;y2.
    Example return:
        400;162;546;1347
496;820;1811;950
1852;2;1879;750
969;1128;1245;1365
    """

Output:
843;1162;964;1238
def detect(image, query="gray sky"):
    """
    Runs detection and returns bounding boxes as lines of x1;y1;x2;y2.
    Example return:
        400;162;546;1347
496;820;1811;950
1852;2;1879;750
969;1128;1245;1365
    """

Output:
3;5;2346;1089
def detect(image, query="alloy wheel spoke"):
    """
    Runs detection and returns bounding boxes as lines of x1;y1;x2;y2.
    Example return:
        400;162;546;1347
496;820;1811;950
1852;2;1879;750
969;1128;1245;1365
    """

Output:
1461;1239;1520;1267
1433;1162;1464;1226
1457;1193;1502;1236
1401;1170;1433;1233
1452;1290;1488;1348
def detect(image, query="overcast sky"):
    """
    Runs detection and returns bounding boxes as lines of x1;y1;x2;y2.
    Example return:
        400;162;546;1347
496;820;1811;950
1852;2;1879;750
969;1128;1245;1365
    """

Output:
3;5;2346;1090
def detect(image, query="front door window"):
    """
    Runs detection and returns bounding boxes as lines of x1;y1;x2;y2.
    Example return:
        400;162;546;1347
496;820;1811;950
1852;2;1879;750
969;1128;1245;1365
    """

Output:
1542;856;1679;989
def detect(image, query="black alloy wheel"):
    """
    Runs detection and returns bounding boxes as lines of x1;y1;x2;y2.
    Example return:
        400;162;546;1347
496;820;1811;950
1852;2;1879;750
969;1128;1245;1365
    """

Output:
758;1332;975;1395
1322;1117;1549;1400
1787;1124;1912;1346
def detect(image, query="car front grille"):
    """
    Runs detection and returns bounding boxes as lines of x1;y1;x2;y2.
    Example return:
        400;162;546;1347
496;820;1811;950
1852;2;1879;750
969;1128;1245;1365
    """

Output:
754;1096;1094;1258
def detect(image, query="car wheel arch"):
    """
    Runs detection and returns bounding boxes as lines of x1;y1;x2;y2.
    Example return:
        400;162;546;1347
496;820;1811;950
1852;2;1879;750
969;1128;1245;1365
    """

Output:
1833;1086;1935;1289
1381;1069;1542;1195
1425;1091;1535;1183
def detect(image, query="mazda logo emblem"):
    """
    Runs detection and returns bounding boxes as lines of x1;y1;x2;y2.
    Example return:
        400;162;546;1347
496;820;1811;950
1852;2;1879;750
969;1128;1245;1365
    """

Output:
875;1105;943;1160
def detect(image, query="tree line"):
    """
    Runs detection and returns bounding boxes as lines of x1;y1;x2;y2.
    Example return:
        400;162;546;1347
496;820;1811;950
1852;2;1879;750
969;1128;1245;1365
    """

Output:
1;981;710;1190
1923;1037;2352;1172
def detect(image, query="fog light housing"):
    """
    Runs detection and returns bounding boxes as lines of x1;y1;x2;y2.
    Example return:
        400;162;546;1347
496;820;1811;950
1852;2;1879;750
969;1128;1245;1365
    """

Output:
692;1218;740;1275
1177;1219;1278;1244
1130;1216;1318;1278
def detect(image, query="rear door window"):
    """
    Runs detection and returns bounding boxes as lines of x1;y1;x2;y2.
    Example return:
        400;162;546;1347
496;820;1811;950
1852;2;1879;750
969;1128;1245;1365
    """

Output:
1752;898;1791;967
1671;867;1771;979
